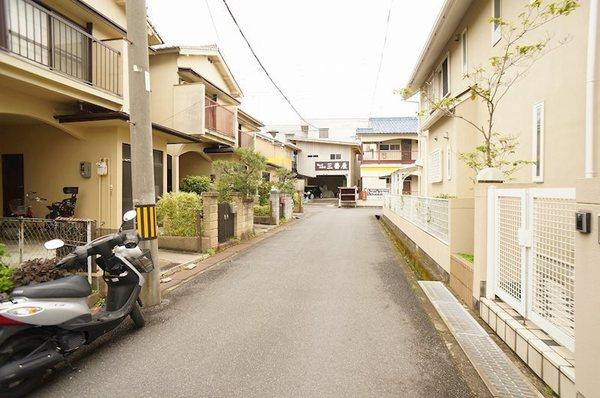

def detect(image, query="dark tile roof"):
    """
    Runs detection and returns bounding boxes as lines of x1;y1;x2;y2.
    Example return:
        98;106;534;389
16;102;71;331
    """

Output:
356;117;418;134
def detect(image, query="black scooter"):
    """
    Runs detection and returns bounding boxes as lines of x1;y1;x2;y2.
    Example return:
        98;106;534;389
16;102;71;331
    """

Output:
0;210;153;397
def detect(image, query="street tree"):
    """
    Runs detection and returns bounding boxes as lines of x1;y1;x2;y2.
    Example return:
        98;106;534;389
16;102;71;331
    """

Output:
400;0;580;179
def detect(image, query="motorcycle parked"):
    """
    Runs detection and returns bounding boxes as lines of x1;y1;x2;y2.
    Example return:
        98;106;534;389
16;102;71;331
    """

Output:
8;192;47;218
45;187;78;219
0;210;153;397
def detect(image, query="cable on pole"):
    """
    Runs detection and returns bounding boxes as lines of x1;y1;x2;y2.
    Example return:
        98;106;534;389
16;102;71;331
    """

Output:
220;0;317;129
370;0;395;116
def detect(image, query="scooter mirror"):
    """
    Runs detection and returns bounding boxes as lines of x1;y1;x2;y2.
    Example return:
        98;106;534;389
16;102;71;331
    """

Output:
44;239;65;250
123;210;137;222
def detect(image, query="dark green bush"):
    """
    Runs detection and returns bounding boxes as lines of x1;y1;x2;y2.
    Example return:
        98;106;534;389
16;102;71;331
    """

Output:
253;204;270;217
0;244;12;293
180;175;213;196
258;180;271;206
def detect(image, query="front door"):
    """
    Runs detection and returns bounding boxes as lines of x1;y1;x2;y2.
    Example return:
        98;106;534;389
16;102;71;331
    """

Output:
401;140;412;161
2;154;24;216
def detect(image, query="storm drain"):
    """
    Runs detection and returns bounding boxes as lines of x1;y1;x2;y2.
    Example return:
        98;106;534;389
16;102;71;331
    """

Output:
418;281;541;398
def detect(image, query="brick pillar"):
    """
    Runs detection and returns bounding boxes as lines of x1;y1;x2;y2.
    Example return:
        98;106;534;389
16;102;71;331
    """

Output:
201;192;219;250
269;188;280;225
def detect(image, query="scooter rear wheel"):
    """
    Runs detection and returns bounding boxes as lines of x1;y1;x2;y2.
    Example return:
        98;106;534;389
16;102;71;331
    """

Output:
130;303;145;329
0;333;50;398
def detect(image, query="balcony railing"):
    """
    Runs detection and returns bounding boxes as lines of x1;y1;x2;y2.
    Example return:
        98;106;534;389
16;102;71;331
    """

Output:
362;150;419;163
205;96;235;138
0;0;122;96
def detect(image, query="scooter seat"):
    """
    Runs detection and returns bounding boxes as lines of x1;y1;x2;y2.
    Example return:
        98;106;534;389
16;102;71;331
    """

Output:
11;275;91;299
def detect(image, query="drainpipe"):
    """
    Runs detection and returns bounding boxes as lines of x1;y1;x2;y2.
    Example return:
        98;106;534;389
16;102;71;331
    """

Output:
585;0;600;178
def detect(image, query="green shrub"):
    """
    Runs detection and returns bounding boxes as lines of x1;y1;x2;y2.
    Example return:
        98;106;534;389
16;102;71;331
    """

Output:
258;180;272;206
180;175;213;196
156;192;202;237
293;191;301;207
0;244;12;293
253;204;270;217
458;253;474;263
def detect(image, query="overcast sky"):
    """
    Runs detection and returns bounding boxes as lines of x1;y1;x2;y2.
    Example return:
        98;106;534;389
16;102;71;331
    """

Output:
146;0;444;125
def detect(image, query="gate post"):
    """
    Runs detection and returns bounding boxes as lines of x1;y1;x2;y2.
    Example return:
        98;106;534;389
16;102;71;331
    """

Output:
269;188;280;226
201;192;219;251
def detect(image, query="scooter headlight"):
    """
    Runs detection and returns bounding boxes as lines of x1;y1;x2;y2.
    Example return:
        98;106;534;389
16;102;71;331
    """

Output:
7;307;43;317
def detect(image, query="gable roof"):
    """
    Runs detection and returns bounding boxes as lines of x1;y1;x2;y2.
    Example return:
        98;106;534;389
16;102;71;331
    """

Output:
356;117;418;135
151;44;243;97
403;0;473;96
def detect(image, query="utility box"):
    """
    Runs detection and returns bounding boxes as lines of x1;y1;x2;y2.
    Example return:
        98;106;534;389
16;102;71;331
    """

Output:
338;186;358;208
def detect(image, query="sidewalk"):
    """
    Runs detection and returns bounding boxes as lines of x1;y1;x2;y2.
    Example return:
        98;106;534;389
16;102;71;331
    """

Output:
158;216;300;295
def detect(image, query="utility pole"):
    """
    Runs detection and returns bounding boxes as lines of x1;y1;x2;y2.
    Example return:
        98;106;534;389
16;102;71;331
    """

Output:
126;0;161;306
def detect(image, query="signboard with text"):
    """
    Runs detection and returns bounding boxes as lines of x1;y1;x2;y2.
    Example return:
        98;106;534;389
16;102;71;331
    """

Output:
315;161;349;171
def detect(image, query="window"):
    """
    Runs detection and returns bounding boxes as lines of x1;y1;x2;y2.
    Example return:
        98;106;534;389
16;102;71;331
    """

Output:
532;102;545;182
307;154;319;158
330;154;341;160
434;56;450;98
492;0;502;45
262;172;271;182
379;144;390;151
429;149;443;183
389;144;401;151
460;29;468;73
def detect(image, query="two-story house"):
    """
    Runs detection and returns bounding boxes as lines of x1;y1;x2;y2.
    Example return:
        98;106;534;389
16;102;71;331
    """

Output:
148;44;243;191
0;0;197;229
356;117;419;199
389;2;599;397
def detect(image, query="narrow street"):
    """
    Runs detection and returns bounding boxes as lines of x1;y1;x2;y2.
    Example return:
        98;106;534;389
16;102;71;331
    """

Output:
35;204;479;397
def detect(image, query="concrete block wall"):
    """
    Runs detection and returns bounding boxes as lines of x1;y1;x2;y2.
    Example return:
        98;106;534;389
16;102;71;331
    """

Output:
269;189;280;225
201;192;219;250
232;195;254;239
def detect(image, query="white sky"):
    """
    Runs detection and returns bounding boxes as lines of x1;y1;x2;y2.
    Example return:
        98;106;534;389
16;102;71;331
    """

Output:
146;0;444;125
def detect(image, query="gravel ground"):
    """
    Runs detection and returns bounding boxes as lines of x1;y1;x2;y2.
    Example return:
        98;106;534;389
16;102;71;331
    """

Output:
33;204;478;398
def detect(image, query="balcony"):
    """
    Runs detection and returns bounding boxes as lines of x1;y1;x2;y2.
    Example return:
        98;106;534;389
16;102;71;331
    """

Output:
362;150;418;164
0;0;122;96
204;96;235;138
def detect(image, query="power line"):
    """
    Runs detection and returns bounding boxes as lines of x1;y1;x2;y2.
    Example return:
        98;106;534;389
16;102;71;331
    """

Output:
205;0;221;44
220;0;317;129
370;0;395;115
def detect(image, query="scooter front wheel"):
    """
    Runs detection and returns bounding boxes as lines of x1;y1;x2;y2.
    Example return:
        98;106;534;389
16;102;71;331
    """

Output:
130;303;145;329
0;333;50;397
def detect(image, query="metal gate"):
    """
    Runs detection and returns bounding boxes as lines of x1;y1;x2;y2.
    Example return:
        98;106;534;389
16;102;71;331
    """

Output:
488;187;576;350
218;203;234;243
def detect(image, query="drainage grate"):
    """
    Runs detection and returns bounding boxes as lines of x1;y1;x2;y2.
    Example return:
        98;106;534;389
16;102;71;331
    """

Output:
419;281;541;398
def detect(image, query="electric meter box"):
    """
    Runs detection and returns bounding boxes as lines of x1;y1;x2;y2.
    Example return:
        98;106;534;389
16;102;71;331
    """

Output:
79;161;91;178
576;211;591;234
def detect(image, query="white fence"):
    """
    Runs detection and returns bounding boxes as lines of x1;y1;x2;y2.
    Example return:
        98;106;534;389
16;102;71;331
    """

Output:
488;188;576;351
384;194;449;244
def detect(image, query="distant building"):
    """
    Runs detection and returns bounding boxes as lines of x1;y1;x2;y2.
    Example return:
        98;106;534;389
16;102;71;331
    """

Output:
356;117;419;199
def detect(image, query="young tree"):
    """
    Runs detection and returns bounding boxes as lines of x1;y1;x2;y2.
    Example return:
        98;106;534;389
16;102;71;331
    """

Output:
275;168;296;195
213;148;267;201
402;0;579;178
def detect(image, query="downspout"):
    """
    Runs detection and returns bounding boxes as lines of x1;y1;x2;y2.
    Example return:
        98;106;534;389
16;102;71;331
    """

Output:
585;0;600;178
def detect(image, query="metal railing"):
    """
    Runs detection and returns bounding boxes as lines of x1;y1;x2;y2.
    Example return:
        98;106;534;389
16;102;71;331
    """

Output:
0;0;122;96
384;194;449;244
0;217;93;264
362;150;419;163
205;96;235;138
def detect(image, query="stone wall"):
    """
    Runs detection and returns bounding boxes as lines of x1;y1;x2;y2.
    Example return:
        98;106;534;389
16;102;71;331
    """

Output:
232;195;254;239
281;194;293;221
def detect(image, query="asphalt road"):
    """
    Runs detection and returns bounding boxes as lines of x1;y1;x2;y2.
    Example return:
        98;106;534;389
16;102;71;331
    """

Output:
34;204;479;397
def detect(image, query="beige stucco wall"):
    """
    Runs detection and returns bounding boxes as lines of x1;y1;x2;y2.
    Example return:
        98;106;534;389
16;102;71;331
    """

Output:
418;0;589;198
149;53;179;128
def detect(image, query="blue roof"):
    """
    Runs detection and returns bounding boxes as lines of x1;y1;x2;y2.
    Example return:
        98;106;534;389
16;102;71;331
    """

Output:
356;117;418;134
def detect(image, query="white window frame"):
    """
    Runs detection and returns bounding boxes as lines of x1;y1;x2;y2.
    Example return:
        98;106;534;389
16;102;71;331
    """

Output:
436;53;451;98
446;146;452;181
492;0;502;46
532;102;545;182
460;28;468;73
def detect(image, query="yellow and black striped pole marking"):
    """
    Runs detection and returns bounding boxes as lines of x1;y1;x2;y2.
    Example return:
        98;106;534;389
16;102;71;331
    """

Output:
135;204;157;240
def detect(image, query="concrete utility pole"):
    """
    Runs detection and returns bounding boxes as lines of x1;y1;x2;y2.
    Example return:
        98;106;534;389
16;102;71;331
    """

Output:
126;0;161;306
